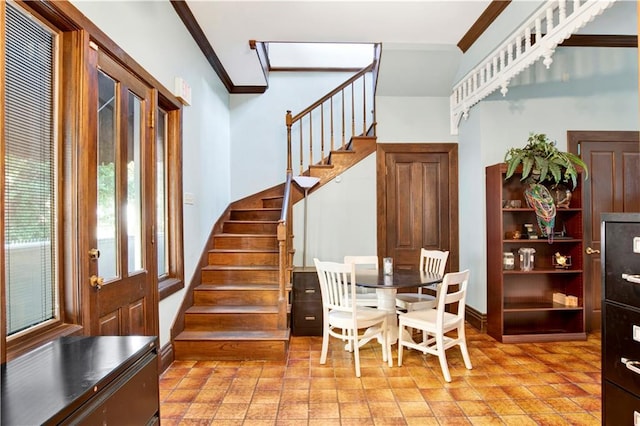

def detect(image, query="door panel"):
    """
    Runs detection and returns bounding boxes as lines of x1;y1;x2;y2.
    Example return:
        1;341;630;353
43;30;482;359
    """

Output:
378;144;458;274
87;50;156;337
569;131;640;332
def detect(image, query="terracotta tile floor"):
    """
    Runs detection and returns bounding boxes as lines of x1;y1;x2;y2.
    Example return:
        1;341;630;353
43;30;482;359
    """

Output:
159;326;602;425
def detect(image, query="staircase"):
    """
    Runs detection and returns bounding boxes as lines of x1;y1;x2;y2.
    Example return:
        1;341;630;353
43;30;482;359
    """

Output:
173;194;290;361
172;57;381;361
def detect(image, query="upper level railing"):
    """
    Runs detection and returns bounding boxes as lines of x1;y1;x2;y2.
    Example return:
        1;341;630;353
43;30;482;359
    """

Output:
450;0;617;134
286;44;381;176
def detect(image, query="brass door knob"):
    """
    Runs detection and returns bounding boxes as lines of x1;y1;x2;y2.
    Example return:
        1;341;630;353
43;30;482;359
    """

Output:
90;275;104;290
585;247;601;255
88;248;100;260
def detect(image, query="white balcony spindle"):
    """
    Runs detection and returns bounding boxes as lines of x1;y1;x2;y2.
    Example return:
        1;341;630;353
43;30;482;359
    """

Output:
559;0;567;22
546;7;554;33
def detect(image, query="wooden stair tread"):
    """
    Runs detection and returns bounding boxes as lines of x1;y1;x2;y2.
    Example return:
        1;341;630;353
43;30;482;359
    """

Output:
202;265;278;271
232;208;280;212
215;233;277;238
196;283;280;291
176;329;290;341
187;305;279;314
225;220;279;224
208;248;278;253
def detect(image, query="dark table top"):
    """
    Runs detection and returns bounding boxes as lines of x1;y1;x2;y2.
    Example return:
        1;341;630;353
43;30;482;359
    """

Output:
355;269;442;289
1;335;157;425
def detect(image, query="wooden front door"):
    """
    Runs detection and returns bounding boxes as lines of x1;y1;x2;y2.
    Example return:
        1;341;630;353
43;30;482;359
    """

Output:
85;49;157;336
377;144;459;273
569;130;640;332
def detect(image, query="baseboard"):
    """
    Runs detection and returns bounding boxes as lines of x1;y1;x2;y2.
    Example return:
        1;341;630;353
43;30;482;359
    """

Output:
465;305;487;333
159;341;174;374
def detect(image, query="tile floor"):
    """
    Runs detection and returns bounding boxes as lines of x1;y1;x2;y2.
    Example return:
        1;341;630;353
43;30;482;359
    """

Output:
159;326;602;425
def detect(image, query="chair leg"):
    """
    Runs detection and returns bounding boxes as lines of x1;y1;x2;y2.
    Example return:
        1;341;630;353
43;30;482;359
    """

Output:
435;334;451;382
397;321;404;366
320;323;329;365
458;324;473;370
384;317;393;367
353;327;361;377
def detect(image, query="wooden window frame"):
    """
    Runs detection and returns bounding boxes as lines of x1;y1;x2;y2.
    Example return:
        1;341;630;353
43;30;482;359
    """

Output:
2;0;184;362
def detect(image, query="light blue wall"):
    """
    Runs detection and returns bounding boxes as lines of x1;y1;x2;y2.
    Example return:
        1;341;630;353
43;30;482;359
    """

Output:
71;0;232;347
229;72;354;200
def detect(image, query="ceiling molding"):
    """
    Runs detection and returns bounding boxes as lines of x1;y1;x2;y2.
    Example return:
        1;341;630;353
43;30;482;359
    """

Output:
559;34;637;47
170;1;267;94
457;1;512;53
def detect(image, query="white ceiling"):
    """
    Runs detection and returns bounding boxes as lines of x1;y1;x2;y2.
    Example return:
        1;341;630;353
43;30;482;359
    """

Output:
185;0;492;93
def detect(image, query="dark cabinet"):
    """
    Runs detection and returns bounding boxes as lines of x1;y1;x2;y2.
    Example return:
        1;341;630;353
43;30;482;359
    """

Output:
602;213;640;425
292;268;323;336
486;163;586;343
1;336;159;425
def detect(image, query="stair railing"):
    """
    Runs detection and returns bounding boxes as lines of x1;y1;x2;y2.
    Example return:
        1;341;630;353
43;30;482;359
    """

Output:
286;44;381;176
277;171;293;327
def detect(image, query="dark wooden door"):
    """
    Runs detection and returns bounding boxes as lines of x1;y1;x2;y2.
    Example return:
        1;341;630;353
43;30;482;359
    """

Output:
84;50;157;336
569;130;640;332
377;144;458;273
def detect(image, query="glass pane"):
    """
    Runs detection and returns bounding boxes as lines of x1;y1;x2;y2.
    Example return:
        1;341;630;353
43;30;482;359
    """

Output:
127;92;143;273
156;109;168;277
97;70;118;280
4;3;58;335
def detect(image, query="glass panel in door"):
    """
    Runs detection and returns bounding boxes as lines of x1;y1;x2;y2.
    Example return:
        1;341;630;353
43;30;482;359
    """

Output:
127;92;143;274
97;70;118;281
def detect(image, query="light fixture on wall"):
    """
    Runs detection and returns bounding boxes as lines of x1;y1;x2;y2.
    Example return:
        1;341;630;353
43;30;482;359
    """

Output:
292;176;320;268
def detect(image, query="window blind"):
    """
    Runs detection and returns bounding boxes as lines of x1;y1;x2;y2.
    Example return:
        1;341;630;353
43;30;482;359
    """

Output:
4;3;58;335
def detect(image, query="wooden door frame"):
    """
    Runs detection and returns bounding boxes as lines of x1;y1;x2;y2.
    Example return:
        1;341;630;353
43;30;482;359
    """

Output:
376;143;459;272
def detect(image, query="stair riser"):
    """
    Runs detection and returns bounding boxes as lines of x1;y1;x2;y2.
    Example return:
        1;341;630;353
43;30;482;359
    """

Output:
202;269;278;283
208;251;278;266
174;340;287;361
213;236;278;250
230;210;280;221
223;222;278;234
262;198;283;209
194;290;279;306
185;313;279;330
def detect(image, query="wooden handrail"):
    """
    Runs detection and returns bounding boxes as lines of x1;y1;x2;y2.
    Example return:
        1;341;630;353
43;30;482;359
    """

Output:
290;63;374;123
277;172;293;302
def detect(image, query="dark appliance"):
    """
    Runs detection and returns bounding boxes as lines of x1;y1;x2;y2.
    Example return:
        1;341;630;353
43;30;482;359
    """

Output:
602;213;640;425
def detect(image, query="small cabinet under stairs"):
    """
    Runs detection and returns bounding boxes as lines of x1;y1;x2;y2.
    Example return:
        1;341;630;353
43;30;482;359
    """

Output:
173;195;290;361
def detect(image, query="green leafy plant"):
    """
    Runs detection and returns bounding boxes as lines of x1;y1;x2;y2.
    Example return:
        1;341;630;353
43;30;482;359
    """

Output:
504;133;588;189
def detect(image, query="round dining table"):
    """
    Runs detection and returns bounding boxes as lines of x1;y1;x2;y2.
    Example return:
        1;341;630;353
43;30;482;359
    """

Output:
354;269;443;346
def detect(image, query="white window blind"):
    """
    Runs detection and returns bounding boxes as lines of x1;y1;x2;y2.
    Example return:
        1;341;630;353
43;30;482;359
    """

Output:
4;3;58;336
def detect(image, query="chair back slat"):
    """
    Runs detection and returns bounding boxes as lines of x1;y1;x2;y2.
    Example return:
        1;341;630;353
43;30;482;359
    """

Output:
314;259;355;312
436;269;470;325
420;249;449;275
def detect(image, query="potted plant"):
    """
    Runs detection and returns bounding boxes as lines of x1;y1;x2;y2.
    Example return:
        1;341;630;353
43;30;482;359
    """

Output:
503;133;588;239
504;132;588;190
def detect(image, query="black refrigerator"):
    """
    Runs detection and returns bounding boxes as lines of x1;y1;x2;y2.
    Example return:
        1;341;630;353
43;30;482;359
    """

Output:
602;212;640;424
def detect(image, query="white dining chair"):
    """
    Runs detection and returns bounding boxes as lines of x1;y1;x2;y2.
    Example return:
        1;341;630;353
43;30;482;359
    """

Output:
396;249;449;312
313;258;393;377
397;269;472;382
344;255;379;307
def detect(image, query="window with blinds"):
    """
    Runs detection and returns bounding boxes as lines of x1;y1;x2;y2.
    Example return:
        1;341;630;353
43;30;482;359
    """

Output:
4;3;59;336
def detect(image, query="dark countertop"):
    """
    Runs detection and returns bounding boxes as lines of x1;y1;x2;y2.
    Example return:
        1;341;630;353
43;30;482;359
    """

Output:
1;335;157;425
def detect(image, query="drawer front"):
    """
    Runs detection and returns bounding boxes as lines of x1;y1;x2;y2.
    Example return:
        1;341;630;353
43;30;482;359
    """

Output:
292;302;323;335
293;283;321;302
293;271;322;302
604;381;640;426
603;302;640;396
603;220;640;310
